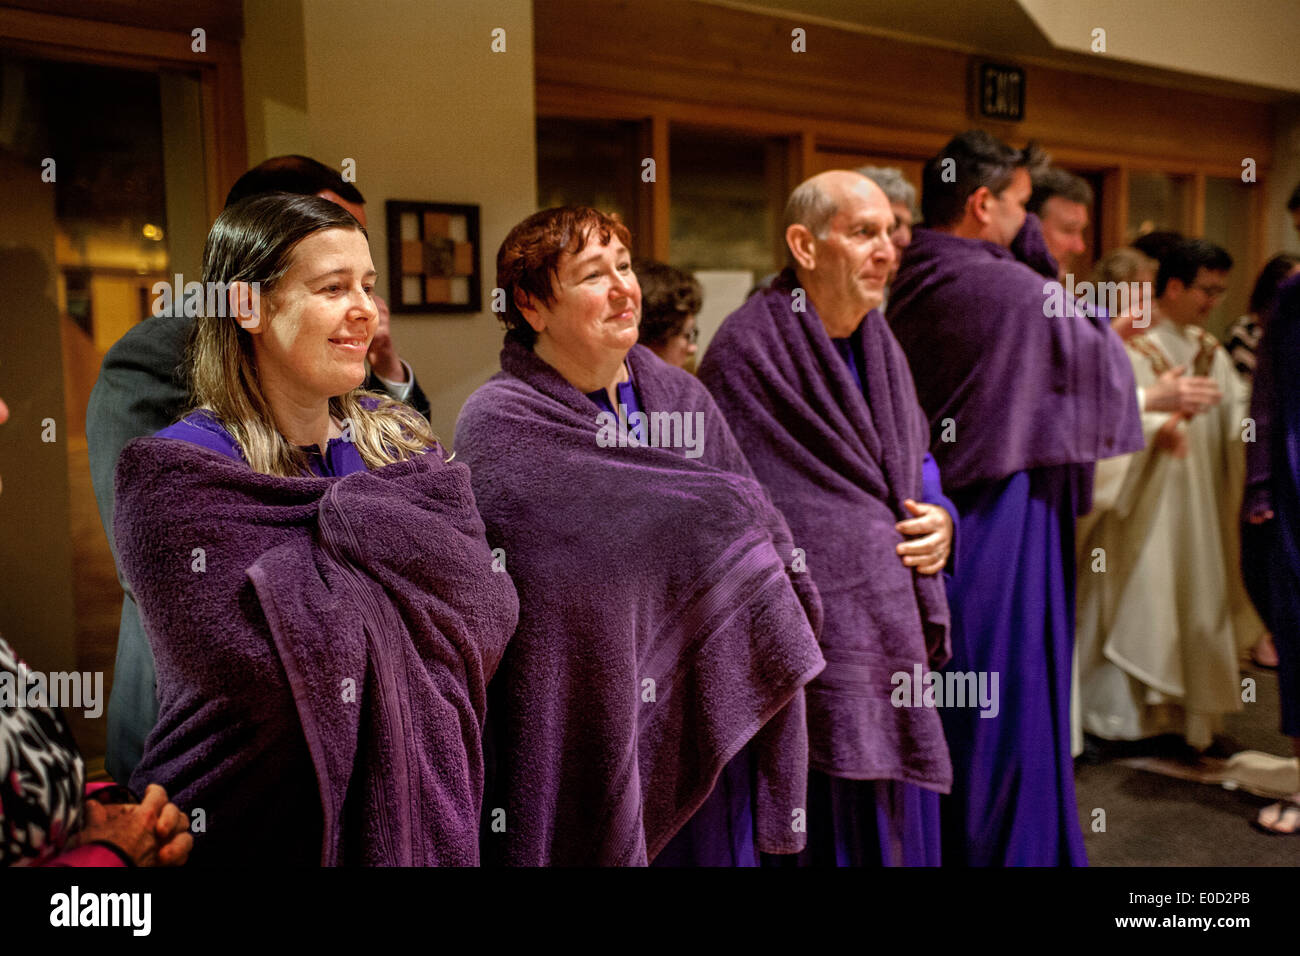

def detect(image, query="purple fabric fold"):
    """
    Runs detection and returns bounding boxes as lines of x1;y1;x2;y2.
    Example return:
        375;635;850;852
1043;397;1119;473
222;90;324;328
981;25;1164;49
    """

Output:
888;227;1143;499
1009;211;1061;280
1241;275;1300;737
698;272;952;791
454;342;826;865
114;438;518;866
1242;275;1300;521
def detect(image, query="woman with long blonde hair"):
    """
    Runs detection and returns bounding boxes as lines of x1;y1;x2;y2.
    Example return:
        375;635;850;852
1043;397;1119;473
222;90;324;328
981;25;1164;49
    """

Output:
113;192;518;866
165;191;437;475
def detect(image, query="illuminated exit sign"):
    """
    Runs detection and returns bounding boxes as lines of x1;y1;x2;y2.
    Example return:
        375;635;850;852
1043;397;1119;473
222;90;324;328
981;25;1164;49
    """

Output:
976;62;1025;121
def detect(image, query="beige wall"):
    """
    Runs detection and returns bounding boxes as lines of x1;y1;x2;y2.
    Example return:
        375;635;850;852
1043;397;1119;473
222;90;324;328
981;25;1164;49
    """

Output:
243;0;538;439
242;0;310;161
1017;0;1300;95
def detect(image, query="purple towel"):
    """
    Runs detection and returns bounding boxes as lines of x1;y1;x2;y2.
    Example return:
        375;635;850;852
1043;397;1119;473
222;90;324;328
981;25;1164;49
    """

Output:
888;226;1143;498
698;270;951;791
455;342;827;865
1009;211;1061;280
114;438;518;866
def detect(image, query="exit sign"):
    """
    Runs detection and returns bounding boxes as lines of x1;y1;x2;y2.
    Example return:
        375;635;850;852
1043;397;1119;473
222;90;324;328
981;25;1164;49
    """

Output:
976;63;1025;121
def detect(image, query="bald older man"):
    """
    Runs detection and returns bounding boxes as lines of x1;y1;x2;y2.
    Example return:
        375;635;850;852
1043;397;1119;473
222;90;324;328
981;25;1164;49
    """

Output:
700;170;957;866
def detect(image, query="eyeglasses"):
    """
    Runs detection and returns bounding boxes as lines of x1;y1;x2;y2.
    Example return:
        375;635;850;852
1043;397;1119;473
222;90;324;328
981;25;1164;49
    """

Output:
677;326;699;344
1191;283;1228;299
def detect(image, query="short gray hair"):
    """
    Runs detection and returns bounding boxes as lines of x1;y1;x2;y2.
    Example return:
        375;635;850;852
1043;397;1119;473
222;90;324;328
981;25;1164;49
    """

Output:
857;166;917;217
783;180;838;268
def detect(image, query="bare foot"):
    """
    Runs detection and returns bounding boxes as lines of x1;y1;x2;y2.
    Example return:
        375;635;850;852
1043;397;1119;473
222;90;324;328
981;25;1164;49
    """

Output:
1252;634;1279;669
1255;797;1300;834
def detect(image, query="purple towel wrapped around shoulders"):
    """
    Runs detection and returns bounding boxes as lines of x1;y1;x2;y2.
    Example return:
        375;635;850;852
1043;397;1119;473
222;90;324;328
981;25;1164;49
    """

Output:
114;438;518;866
1009;211;1061;280
698;270;952;791
889;226;1143;499
455;342;826;865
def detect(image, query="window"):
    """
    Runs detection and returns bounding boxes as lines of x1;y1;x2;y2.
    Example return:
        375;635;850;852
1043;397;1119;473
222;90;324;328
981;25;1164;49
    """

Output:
1127;171;1193;239
536;116;643;240
669;126;789;276
1203;176;1253;337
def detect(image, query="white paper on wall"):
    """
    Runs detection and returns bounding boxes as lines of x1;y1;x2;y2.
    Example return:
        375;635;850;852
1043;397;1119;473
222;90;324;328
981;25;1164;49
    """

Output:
692;269;759;363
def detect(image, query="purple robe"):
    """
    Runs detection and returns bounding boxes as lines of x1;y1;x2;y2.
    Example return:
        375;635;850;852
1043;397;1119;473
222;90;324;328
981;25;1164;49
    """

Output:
155;408;368;477
1242;275;1300;737
888;222;1143;866
455;341;826;866
114;437;519;865
699;273;954;867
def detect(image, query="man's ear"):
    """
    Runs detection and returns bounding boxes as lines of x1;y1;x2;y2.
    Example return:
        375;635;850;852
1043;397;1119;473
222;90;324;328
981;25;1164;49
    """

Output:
967;186;994;226
228;280;263;333
515;288;545;334
786;224;817;271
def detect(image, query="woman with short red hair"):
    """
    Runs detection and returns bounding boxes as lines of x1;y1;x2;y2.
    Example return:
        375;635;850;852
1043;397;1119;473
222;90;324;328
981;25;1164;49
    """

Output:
456;206;826;866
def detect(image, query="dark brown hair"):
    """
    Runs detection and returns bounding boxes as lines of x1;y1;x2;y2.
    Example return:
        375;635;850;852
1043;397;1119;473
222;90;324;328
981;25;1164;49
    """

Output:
921;129;1047;229
634;259;702;346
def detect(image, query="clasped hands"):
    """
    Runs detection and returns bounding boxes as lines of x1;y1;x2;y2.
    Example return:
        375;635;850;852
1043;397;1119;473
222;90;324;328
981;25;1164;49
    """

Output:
1146;364;1224;460
69;783;193;867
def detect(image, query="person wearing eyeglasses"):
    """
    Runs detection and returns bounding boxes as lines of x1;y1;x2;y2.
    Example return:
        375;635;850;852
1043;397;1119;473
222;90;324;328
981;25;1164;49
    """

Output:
634;259;702;370
1082;237;1265;754
857;167;917;288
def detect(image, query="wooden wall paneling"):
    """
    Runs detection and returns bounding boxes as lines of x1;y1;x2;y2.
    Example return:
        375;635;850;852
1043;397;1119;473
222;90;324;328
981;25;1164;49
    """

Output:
0;6;246;219
534;0;1275;173
535;0;970;138
812;148;925;186
1012;59;1274;172
1101;166;1128;253
538;84;1255;184
199;66;223;222
765;134;793;268
196;38;249;220
541;83;952;167
207;38;247;217
1189;172;1208;236
0;0;241;42
628;116;651;259
795;129;815;184
1043;146;1246;181
534;0;1277;274
1251;176;1269;268
649;113;671;261
0;6;198;58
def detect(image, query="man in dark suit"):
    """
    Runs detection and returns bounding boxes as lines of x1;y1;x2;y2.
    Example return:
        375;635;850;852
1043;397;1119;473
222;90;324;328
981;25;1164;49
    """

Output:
87;155;431;783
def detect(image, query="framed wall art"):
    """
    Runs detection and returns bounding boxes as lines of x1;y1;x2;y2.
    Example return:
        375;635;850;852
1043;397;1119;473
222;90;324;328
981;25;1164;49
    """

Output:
385;200;482;313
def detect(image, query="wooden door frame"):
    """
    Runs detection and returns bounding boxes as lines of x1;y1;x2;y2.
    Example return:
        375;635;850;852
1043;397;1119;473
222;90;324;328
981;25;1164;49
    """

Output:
540;81;1269;278
0;5;246;221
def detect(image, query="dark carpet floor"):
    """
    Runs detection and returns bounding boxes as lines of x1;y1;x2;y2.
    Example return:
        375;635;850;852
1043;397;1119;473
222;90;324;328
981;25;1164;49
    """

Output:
1076;659;1299;866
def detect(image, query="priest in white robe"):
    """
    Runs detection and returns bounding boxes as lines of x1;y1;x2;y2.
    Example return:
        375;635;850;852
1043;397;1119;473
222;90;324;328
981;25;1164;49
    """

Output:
1078;240;1264;751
